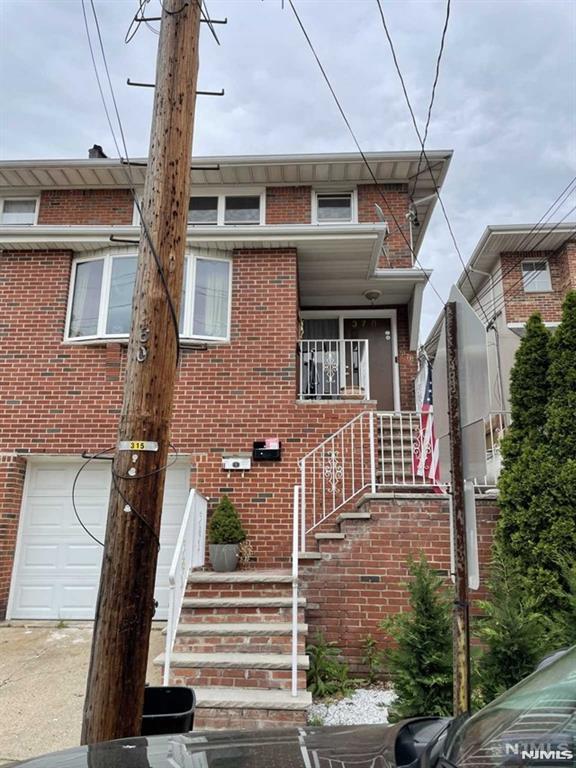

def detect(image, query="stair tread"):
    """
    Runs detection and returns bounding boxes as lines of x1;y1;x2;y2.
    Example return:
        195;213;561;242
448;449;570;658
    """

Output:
174;622;308;636
155;652;309;669
182;597;305;608
188;570;292;584
296;551;323;560
337;512;371;521
314;532;345;540
192;686;311;710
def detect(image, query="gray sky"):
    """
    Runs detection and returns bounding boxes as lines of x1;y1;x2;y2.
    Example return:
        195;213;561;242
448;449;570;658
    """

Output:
1;0;575;335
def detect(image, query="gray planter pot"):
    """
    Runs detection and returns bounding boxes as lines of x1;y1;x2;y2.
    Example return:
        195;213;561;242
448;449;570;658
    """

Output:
209;543;240;572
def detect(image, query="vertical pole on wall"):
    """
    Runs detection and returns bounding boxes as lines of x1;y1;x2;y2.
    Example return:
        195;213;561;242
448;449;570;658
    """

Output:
369;411;377;494
445;301;471;716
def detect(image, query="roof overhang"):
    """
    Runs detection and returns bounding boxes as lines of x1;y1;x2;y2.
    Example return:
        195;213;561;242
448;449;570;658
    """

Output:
424;222;576;357
0;150;452;255
0;221;430;349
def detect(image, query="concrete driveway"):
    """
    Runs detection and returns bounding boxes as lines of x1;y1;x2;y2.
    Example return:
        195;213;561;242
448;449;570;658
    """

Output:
0;623;164;766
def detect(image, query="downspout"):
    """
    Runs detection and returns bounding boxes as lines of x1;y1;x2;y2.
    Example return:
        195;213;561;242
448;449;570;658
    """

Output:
469;265;507;422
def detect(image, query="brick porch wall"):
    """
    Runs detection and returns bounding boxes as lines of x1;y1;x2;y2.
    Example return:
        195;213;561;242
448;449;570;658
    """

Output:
300;496;499;673
357;184;412;267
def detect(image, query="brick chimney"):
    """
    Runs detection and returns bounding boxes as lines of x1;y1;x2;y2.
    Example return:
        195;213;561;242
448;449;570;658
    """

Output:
88;144;107;159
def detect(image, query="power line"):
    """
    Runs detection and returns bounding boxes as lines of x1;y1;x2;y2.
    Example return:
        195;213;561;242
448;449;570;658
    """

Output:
471;189;576;312
287;0;446;308
409;0;450;202
82;0;182;364
375;0;490;324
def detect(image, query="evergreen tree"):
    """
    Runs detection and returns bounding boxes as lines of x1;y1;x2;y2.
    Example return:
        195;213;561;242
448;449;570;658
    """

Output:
476;547;549;704
380;555;453;721
208;495;246;544
499;313;550;464
496;292;576;619
545;291;576;461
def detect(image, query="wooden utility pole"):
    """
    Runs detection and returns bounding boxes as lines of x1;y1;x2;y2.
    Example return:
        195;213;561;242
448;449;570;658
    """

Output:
81;0;201;744
445;301;471;716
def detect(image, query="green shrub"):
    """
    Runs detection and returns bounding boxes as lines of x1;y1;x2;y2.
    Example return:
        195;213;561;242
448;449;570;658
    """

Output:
207;495;246;545
361;634;385;685
475;549;549;704
306;633;352;698
380;555;453;721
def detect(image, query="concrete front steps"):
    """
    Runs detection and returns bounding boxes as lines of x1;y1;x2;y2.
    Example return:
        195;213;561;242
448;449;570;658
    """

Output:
154;570;311;730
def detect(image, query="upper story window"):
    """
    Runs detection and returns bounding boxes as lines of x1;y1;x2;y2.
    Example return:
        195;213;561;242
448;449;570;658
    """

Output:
0;198;38;225
66;250;232;342
521;259;552;292
313;191;355;224
188;192;263;226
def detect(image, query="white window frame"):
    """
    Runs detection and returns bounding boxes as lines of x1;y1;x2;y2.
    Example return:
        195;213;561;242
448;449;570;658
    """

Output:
0;196;39;226
64;248;233;344
521;259;552;293
188;187;265;226
312;189;357;225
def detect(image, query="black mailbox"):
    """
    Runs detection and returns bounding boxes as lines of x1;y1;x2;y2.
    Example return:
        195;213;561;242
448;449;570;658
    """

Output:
253;439;281;461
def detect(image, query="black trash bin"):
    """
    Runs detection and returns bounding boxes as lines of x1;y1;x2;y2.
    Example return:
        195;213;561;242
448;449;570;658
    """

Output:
141;686;195;736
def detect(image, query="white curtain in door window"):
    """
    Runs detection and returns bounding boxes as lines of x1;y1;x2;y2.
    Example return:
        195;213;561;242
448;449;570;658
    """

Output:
193;258;230;338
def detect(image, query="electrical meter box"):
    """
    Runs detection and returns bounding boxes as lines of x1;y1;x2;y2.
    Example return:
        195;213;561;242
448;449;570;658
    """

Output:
222;456;251;471
253;438;281;462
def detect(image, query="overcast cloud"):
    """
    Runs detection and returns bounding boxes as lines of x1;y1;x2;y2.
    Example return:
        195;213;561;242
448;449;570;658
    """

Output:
1;0;575;334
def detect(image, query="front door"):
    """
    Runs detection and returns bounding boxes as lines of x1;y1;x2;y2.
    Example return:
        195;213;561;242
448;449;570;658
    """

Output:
344;318;395;410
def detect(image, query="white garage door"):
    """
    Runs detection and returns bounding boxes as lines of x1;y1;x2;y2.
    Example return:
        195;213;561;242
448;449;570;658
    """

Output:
9;458;190;620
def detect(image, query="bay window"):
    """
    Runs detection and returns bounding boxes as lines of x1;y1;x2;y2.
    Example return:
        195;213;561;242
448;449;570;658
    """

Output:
66;250;231;342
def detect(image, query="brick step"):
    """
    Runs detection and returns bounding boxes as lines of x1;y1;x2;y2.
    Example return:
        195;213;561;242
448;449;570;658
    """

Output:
160;651;309;690
173;622;308;654
182;597;305;609
180;606;306;623
192;687;310;730
186;570;293;599
171;666;308;690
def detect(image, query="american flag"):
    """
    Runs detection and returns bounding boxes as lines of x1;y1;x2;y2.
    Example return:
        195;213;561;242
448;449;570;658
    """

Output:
413;361;441;486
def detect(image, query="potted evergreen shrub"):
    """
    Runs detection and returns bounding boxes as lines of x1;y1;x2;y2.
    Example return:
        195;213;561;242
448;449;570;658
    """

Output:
208;495;246;572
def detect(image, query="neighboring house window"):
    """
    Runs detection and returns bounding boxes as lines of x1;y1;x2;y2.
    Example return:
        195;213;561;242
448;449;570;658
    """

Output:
314;192;355;223
521;260;552;292
67;251;231;342
188;193;263;225
0;198;37;225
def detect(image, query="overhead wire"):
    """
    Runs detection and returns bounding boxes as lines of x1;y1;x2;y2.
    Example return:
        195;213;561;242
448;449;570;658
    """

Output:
287;0;446;308
375;0;490;325
83;0;182;364
409;0;450;202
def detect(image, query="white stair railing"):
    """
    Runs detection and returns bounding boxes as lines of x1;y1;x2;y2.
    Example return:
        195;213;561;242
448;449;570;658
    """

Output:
291;484;300;697
163;488;208;686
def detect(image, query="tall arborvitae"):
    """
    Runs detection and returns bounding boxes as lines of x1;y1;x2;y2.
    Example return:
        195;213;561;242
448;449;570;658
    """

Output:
496;293;576;617
499;313;550;465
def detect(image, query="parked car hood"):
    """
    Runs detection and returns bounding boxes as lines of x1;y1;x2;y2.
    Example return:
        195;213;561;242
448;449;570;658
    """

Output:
11;722;430;768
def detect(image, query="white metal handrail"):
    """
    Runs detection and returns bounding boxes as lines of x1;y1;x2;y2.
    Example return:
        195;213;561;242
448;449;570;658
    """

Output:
298;339;370;400
297;410;511;551
163;488;208;686
291;485;300;697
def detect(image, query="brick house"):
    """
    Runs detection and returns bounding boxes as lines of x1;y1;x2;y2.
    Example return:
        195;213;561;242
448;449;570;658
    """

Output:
424;223;576;406
0;150;500;727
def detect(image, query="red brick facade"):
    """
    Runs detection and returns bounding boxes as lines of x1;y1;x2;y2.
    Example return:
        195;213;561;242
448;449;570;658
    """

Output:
0;183;425;618
500;241;576;325
38;189;134;225
357;184;412;267
265;186;311;224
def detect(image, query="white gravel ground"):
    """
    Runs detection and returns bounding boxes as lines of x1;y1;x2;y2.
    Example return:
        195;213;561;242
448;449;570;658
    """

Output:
308;688;397;726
